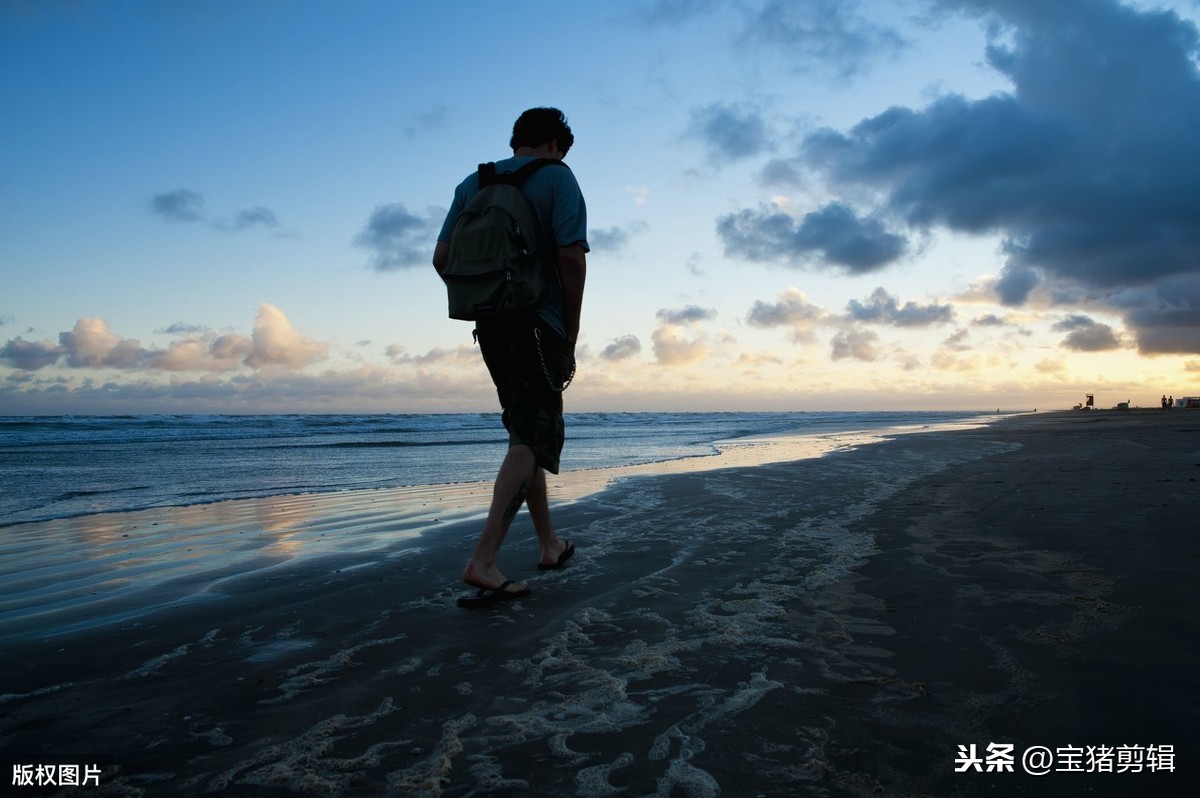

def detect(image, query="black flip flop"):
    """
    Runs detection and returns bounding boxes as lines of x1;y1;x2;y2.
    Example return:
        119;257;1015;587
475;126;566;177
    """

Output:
457;580;531;609
537;540;575;571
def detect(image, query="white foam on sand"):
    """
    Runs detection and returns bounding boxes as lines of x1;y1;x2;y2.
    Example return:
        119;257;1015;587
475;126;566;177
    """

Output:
383;432;1018;794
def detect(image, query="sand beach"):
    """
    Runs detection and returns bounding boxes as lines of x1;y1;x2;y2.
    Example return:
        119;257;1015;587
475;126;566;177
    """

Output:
2;410;1196;796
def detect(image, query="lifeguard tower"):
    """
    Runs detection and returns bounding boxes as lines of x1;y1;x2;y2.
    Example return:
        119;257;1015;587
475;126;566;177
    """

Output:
1074;393;1095;410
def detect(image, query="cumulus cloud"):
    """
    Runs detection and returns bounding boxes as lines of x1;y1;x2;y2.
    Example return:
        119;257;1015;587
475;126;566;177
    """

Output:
355;203;444;271
601;335;642;361
650;305;716;365
59;318;149;368
747;287;825;327
1052;314;1122;352
844;287;954;327
830;327;879;361
746;287;828;343
152;332;251;371
652;325;710;365
717;202;908;273
151;189;205;223
1;305;326;374
687;102;771;162
783;0;1200;350
244;303;328;369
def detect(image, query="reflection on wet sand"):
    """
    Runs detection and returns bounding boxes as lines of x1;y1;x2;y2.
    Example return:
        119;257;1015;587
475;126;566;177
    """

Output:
0;420;986;638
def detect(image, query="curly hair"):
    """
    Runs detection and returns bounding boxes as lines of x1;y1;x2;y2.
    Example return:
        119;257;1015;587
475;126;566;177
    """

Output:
510;107;575;155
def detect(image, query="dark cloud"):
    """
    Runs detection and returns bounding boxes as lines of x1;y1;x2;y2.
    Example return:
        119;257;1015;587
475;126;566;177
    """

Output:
150;189;205;223
1052;314;1122;352
993;264;1041;306
589;221;649;253
656;305;717;325
0;337;66;370
229;206;280;231
972;313;1009;327
845;287;954;327
717;202;908;273
687;103;771;161
788;0;1200;349
601;335;642;360
150;190;283;233
1109;275;1200;354
739;0;908;79
160;322;209;335
355;203;443;271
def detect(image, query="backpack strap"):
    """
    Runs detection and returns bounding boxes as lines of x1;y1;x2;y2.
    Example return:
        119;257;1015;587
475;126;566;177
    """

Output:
477;161;498;188
500;157;568;186
476;158;568;188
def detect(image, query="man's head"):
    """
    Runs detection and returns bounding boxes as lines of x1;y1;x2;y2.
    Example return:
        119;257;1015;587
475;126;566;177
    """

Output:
510;107;574;156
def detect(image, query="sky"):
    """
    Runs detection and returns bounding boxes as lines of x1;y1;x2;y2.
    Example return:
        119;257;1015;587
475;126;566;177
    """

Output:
3;0;1200;414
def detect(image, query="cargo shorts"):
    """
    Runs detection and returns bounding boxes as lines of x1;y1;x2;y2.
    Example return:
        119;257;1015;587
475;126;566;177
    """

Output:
475;315;576;474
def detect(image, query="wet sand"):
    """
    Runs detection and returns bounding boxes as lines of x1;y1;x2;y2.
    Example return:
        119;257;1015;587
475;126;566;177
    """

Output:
2;411;1196;796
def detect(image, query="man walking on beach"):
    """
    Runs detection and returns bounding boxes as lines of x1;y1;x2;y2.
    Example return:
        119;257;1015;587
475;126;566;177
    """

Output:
432;107;588;608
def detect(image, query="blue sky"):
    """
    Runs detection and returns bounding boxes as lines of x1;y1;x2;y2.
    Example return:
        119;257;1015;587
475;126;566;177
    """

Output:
3;0;1200;414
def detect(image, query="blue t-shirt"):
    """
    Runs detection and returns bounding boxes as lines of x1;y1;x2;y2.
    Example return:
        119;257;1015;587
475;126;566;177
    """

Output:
438;156;588;336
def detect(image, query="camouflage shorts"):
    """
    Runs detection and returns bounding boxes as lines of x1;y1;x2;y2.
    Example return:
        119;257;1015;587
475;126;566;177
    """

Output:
476;317;575;474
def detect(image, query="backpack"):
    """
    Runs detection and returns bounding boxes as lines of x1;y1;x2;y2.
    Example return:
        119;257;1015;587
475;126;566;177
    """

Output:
442;158;567;321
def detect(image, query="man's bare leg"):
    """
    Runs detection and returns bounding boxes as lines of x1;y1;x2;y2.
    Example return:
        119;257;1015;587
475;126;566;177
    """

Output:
462;444;536;593
526;466;570;567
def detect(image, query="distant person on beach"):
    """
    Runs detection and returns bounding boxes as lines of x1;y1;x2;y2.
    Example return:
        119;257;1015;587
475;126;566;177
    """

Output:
432;107;588;608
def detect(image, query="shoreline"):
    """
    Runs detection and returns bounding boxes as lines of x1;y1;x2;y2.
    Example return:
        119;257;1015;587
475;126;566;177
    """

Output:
0;414;995;640
2;410;993;528
2;410;1196;796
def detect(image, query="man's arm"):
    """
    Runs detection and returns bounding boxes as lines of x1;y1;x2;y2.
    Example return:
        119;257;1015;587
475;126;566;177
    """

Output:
432;240;449;275
557;244;587;343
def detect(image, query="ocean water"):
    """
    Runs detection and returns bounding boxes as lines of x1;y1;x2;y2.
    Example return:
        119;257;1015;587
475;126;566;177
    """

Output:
0;411;990;527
